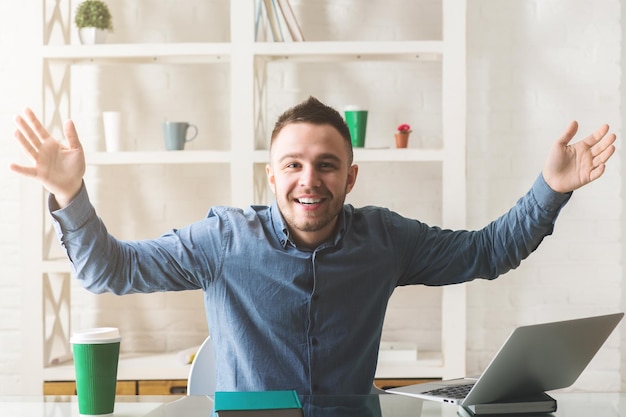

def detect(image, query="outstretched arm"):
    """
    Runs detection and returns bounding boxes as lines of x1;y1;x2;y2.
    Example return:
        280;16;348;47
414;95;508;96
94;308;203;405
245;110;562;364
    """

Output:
10;108;85;208
542;121;617;193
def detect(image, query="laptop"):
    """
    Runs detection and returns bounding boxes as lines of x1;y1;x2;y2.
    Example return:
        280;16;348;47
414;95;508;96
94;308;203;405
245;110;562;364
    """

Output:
386;312;624;409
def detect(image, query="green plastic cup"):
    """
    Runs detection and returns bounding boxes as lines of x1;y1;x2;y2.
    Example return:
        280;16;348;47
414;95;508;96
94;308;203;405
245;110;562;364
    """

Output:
344;105;368;148
71;327;121;416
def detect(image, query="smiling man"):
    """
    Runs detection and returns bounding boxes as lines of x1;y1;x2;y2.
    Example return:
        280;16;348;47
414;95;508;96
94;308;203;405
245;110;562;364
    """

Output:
267;117;358;249
10;96;617;395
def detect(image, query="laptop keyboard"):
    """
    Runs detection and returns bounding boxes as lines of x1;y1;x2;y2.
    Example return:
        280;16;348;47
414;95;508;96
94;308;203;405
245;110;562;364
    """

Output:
424;383;474;399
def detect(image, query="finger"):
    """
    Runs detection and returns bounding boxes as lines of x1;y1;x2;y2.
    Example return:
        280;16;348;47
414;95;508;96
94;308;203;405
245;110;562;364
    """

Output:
584;124;610;147
13;128;39;162
589;163;606;183
15;114;42;150
23;107;53;144
63;119;82;150
592;142;616;166
8;162;37;178
555;120;579;146
590;132;616;157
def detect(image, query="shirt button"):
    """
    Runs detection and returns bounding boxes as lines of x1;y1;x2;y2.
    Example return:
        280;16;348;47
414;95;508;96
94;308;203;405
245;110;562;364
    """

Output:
311;338;318;346
312;384;319;393
312;294;319;301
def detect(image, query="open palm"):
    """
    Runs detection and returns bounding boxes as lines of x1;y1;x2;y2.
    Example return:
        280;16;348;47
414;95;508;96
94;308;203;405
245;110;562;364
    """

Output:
542;121;616;193
10;108;86;207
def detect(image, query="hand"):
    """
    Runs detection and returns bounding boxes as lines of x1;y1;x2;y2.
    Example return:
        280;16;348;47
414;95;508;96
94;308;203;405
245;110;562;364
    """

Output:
10;108;86;208
542;121;617;193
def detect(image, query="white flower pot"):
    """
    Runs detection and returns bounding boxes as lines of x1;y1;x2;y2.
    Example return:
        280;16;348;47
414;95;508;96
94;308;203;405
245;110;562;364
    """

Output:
78;27;107;45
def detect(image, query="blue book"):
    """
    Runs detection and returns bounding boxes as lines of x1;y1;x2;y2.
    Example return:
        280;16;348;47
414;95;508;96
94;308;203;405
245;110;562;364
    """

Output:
214;390;303;417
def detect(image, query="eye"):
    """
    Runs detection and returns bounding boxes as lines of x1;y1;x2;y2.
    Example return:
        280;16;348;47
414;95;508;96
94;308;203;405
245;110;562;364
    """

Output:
319;162;338;170
285;162;301;169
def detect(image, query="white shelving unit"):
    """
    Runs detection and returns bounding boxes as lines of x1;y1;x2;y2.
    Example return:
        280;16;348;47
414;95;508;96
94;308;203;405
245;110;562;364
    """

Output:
22;0;466;394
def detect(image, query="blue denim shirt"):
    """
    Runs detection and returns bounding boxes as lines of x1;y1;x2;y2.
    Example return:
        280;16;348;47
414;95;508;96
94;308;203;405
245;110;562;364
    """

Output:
51;174;570;395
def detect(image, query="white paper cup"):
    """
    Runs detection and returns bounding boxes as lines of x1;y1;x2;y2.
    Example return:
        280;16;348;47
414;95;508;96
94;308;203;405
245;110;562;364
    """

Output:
102;112;122;152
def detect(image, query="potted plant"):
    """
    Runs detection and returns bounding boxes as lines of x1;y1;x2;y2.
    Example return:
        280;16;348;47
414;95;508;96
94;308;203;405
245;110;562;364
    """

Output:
75;0;113;45
395;123;412;148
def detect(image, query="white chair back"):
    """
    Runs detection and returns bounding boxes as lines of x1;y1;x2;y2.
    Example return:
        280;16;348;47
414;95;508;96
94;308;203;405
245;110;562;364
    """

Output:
187;336;217;396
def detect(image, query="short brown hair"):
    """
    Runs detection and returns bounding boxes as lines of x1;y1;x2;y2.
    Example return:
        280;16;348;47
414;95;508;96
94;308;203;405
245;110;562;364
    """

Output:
270;96;353;164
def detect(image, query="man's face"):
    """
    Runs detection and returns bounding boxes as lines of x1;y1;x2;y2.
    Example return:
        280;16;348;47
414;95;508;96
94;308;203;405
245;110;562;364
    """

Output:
266;123;358;248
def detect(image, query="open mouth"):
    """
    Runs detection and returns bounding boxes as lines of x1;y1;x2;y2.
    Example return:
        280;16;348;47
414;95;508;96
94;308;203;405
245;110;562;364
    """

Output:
296;197;324;205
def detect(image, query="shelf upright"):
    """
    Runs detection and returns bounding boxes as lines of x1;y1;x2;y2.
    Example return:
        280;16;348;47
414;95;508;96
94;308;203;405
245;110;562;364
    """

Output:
440;0;468;380
21;0;70;395
230;1;257;208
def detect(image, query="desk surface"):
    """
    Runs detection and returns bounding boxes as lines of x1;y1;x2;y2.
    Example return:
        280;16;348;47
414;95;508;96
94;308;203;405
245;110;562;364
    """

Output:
1;392;624;416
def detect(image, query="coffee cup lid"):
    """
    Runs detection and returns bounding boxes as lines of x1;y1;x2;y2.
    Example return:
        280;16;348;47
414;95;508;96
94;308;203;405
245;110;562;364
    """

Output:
70;327;121;344
344;105;365;111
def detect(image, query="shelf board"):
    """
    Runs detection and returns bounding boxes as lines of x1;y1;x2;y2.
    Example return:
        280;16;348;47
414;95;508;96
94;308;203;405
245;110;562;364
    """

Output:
41;41;442;64
354;148;444;162
41;260;72;273
44;352;192;381
85;150;233;165
252;148;444;164
81;149;444;165
42;43;231;64
376;351;445;379
43;351;444;382
254;40;443;61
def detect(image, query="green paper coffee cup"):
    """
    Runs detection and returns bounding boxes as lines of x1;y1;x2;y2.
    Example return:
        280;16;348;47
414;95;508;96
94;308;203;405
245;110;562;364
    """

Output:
71;327;121;416
344;105;368;148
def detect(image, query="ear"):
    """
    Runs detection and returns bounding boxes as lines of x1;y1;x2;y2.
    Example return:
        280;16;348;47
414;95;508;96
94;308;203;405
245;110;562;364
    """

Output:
266;164;277;194
345;164;358;194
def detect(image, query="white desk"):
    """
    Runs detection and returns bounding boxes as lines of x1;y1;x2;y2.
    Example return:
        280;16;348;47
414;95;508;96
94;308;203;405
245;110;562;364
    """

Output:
0;395;174;417
2;392;625;416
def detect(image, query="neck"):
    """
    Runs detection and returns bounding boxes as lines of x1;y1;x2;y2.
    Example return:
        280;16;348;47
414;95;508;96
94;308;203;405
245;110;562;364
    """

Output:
288;218;340;250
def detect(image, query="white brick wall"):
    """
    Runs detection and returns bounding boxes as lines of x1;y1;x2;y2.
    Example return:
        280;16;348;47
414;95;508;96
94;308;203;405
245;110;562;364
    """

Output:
0;1;39;395
466;0;622;391
0;0;623;394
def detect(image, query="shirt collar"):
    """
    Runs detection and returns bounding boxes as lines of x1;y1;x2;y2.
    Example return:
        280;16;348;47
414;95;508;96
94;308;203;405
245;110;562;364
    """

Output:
269;201;349;249
270;200;291;248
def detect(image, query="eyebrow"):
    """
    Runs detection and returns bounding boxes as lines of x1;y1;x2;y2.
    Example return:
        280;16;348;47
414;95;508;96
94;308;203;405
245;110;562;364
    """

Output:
278;152;344;164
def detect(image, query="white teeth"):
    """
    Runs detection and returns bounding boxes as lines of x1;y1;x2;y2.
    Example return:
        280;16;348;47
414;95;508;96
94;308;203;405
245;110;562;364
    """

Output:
298;198;322;204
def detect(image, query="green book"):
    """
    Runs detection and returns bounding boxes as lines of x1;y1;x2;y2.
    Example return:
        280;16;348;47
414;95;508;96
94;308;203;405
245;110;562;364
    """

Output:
214;390;303;417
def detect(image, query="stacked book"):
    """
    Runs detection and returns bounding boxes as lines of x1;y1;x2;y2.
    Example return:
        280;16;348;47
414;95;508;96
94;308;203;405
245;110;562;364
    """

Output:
256;0;305;42
214;390;303;417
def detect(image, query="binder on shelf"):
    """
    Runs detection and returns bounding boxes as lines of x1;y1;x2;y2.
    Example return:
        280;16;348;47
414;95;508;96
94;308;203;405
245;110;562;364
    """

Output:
263;0;283;42
256;0;304;42
214;390;303;417
254;0;268;42
276;0;304;41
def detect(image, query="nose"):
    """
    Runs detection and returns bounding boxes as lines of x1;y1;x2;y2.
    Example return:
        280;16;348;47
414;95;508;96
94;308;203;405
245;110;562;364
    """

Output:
299;165;321;188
